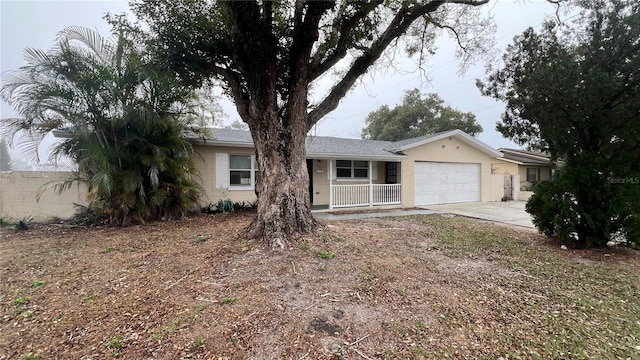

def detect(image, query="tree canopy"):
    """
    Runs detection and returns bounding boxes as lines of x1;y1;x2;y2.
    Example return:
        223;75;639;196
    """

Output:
132;0;495;248
478;0;640;247
362;89;482;141
1;24;203;224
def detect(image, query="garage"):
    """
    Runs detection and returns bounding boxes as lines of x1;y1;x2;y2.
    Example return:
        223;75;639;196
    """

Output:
414;162;480;205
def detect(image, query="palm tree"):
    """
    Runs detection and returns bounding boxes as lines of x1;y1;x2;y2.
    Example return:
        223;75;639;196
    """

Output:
1;25;203;224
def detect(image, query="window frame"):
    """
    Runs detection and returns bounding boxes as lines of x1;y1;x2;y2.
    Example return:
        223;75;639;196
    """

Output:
385;162;398;184
526;167;538;183
335;160;370;180
229;154;259;190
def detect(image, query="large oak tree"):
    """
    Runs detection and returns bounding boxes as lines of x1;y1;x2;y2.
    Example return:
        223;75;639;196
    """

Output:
132;0;495;249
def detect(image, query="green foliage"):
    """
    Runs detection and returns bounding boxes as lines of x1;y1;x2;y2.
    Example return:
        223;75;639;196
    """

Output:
15;216;33;231
191;337;205;349
362;89;483;141
479;1;640;247
0;215;12;227
14;296;26;306
18;354;39;360
0;138;12;171
194;235;209;243
1;24;204;226
100;246;116;254
316;250;336;259
106;335;124;349
201;199;256;214
30;280;45;287
525;180;580;242
220;297;237;304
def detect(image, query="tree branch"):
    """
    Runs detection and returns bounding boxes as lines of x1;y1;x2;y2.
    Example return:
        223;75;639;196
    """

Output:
308;1;448;126
212;65;251;121
309;2;375;81
430;20;466;51
307;0;490;126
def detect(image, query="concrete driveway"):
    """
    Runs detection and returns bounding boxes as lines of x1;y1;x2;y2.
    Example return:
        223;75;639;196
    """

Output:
422;201;535;229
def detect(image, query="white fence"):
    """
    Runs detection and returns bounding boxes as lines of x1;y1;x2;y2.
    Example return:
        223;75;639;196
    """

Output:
331;184;401;208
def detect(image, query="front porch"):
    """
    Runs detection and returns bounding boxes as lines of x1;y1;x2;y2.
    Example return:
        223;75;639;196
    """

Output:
331;183;402;208
307;158;403;209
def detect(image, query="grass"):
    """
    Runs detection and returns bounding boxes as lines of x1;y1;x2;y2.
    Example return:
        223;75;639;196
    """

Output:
194;235;209;243
191;336;205;349
14;296;26;306
1;212;638;359
315;249;335;259
220;297;237;305
106;336;123;350
100;246;116;254
410;215;640;359
18;355;39;360
30;280;45;287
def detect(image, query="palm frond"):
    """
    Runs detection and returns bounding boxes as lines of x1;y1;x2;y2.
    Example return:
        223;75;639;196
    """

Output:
35;172;83;202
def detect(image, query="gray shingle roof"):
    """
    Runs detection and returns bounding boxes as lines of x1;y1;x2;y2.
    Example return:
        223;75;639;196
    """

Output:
306;136;400;159
189;128;501;160
499;148;551;165
190;128;407;160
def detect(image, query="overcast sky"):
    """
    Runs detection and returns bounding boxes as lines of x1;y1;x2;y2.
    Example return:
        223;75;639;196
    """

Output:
1;0;562;161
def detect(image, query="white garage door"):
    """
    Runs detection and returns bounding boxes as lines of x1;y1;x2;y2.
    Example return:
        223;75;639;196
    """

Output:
414;162;480;205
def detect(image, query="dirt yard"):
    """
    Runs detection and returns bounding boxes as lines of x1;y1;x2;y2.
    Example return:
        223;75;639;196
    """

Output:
1;212;639;359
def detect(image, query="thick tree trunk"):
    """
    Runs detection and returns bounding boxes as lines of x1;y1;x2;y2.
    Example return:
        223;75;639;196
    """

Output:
245;112;316;250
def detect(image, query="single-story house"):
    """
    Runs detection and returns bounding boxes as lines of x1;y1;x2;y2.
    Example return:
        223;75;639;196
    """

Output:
189;128;506;209
492;148;554;191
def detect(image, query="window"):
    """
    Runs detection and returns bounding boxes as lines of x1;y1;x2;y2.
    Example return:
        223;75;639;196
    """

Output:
526;168;538;183
336;160;369;179
230;155;258;187
385;162;398;184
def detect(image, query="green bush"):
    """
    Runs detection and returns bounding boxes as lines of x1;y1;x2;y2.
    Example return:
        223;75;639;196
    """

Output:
526;180;579;242
526;167;639;247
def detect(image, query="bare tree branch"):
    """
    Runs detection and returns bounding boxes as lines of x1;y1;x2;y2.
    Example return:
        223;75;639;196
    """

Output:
212;65;251;121
309;2;375;81
308;1;443;126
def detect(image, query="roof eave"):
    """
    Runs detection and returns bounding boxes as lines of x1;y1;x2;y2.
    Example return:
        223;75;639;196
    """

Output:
306;152;407;161
399;129;504;158
190;138;254;148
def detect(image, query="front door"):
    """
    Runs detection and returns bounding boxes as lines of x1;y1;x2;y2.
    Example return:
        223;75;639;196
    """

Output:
306;159;314;204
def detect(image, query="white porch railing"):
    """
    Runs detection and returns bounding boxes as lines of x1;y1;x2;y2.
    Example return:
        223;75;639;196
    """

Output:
331;184;401;208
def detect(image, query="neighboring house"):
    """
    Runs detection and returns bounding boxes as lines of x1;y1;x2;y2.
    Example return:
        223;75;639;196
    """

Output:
493;148;554;191
189;128;505;209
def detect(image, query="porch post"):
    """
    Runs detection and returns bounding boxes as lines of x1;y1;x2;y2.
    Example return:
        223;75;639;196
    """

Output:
369;160;373;207
329;159;333;209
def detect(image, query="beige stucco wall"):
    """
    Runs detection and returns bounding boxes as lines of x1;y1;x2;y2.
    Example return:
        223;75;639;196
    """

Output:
401;136;497;207
519;165;552;190
492;160;519;175
193;145;258;205
0;171;89;222
490;174;507;202
193;146;398;207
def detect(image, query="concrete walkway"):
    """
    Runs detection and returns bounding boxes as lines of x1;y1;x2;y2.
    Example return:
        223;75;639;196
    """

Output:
423;201;535;229
312;201;534;229
312;208;441;221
